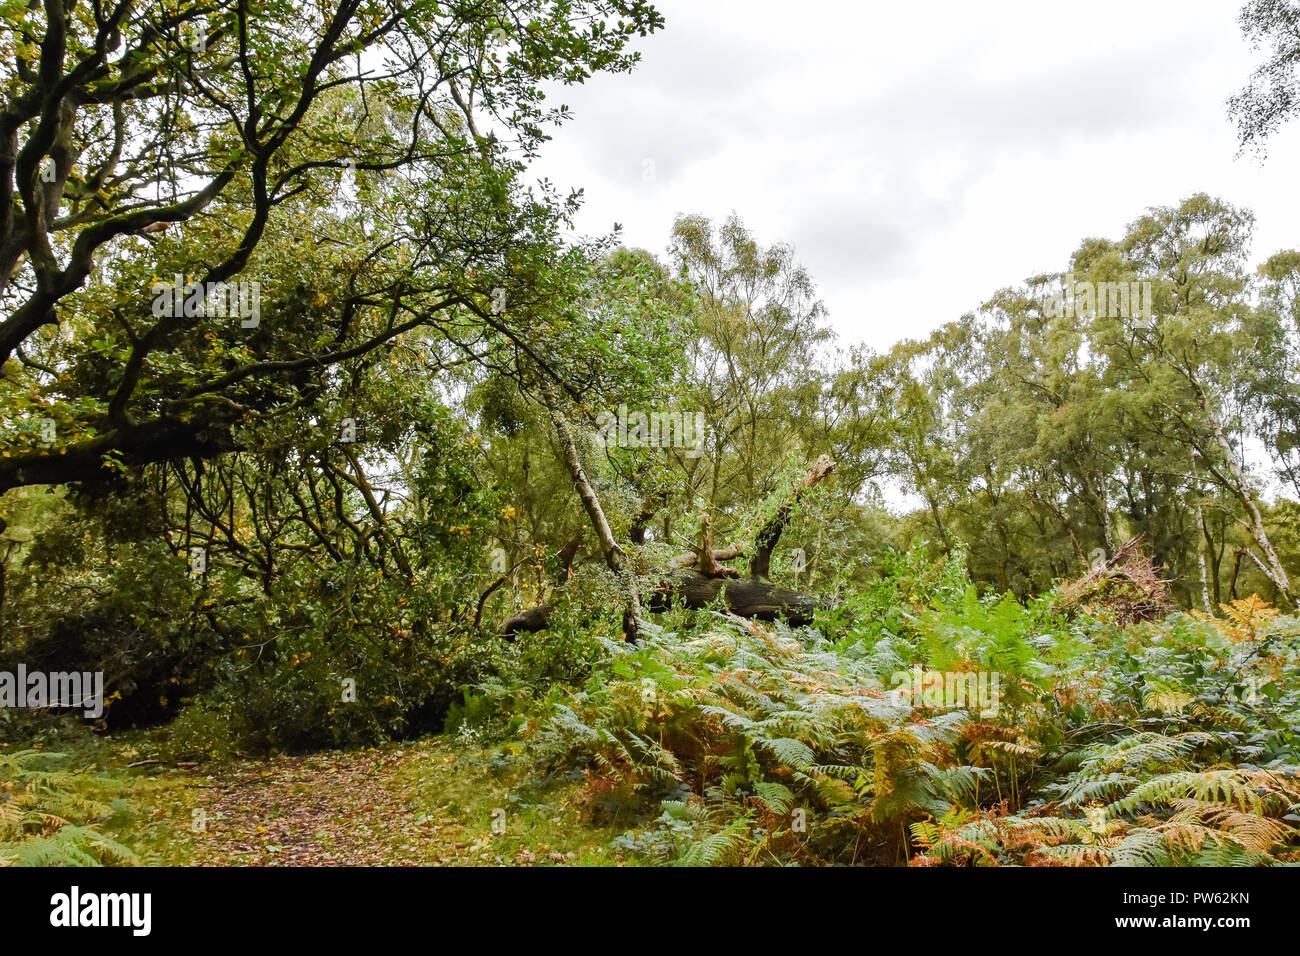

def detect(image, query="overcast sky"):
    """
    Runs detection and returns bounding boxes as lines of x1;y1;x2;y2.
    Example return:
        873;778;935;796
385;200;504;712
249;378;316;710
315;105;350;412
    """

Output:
528;0;1300;353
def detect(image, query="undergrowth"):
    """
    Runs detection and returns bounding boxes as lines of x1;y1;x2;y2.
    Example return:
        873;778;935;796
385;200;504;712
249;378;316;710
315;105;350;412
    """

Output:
453;552;1300;866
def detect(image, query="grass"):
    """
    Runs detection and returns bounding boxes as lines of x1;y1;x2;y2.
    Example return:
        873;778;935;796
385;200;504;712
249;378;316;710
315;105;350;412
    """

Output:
1;725;642;866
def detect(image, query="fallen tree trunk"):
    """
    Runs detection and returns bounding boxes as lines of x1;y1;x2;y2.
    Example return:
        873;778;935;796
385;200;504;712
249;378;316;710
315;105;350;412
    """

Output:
501;603;555;636
502;569;825;635
648;570;823;625
499;454;837;637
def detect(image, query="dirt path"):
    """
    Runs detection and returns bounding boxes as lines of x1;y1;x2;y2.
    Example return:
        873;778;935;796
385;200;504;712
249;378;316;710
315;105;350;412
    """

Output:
182;749;451;866
128;740;620;866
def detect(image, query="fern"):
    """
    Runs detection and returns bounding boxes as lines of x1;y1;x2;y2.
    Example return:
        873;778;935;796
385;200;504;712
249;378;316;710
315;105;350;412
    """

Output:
0;750;135;867
512;590;1300;866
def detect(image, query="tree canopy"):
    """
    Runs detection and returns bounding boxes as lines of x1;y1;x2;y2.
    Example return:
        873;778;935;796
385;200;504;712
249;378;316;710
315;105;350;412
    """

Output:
1;0;1298;876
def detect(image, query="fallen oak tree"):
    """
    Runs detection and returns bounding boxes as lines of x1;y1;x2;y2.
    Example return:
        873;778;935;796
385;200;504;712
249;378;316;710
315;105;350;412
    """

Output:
498;453;836;636
647;455;835;625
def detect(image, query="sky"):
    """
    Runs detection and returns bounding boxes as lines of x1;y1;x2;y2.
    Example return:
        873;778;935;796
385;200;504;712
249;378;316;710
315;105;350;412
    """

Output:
528;0;1300;353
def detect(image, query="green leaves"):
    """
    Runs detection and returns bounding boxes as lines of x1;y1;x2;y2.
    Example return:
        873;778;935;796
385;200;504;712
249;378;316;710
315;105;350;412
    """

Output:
1229;0;1300;154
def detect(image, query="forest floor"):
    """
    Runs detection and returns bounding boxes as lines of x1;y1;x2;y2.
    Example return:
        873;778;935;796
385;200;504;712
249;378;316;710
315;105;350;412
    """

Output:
68;734;636;866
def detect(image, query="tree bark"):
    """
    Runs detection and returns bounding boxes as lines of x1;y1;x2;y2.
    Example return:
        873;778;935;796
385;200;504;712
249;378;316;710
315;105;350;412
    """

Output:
1197;394;1292;604
649;570;822;625
539;383;644;641
749;454;834;577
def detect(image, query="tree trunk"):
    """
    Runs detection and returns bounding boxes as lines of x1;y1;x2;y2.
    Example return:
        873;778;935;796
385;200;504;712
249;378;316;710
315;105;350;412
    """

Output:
648;570;822;624
539;383;644;640
1201;398;1292;604
499;453;836;636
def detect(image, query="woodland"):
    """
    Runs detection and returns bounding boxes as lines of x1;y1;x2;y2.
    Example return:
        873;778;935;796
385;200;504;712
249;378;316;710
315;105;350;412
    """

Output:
1;0;1299;867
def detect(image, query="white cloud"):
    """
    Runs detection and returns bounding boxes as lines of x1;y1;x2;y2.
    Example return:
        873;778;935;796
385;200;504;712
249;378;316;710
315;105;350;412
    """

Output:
530;0;1300;351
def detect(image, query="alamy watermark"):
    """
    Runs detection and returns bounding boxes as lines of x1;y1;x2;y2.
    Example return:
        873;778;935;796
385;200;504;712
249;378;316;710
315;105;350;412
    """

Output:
596;404;706;458
1045;276;1152;324
151;274;261;327
50;886;151;936
890;666;1001;717
0;415;56;445
0;665;104;718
